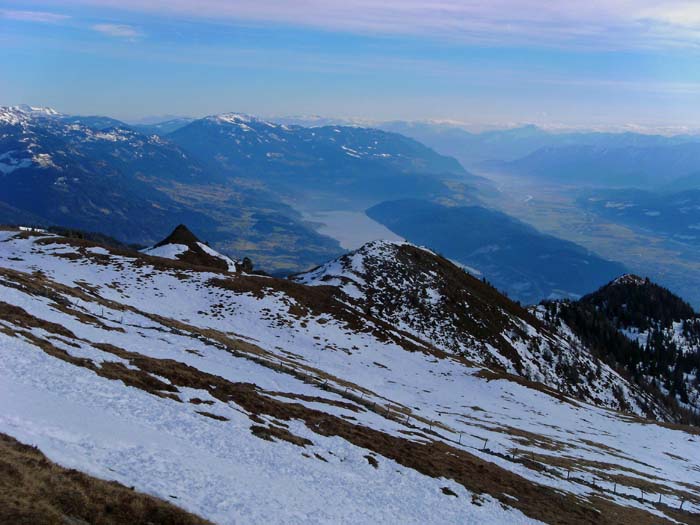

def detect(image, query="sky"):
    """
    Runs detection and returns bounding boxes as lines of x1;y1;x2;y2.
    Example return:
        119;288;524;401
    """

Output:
2;0;700;130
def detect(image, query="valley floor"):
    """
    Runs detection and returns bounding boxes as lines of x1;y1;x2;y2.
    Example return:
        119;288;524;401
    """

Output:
477;171;700;308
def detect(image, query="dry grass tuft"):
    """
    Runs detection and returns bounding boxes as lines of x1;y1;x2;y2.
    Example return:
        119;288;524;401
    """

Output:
250;425;312;447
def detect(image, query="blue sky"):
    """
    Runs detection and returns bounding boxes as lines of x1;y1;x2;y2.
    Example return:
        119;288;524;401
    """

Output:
2;0;700;130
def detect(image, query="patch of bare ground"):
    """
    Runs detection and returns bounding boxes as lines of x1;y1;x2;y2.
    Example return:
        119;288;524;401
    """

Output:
577;438;628;455
265;391;361;412
503;429;567;452
0;301;76;339
195;411;229;421
0;432;210;525
364;455;379;468
0;268;125;333
250;425;313;447
665;451;687;461
189;398;214;405
655;420;700;436
575;438;657;469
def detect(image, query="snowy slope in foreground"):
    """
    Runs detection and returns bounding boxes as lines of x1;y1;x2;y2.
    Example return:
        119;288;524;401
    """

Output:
0;228;698;524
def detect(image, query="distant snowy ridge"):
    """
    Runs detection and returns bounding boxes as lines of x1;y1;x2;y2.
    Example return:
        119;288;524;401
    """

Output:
0;105;62;126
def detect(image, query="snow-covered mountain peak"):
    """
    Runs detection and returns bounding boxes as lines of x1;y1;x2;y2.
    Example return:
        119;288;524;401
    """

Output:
208;112;262;125
14;104;61;116
204;112;287;132
0;106;31;126
294;239;433;295
141;224;239;272
0;105;62;125
210;112;255;123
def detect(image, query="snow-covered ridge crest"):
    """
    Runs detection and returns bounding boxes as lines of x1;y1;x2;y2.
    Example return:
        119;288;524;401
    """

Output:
205;112;286;130
13;104;62;117
0;105;62;125
208;112;258;124
209;112;255;123
294;239;438;296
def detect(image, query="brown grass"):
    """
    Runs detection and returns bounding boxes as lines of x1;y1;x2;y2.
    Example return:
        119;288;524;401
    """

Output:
250;425;313;447
0;432;210;525
195;411;230;421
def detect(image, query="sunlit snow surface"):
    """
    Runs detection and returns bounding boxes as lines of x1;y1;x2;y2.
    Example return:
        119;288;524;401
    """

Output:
0;229;698;523
140;243;189;259
140;241;238;272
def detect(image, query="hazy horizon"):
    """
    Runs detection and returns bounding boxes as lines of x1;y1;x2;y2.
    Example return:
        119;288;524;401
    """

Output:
3;1;700;130
8;103;700;137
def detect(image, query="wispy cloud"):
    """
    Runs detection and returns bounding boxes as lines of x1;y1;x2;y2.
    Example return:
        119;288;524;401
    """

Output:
1;9;70;24
33;0;700;49
91;23;141;39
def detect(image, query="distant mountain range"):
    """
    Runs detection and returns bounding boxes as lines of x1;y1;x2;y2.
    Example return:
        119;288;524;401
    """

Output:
271;118;700;190
166;113;472;209
366;199;627;304
0;105;651;300
377;121;700;170
0;105;478;272
0;106;214;238
480;142;700;188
